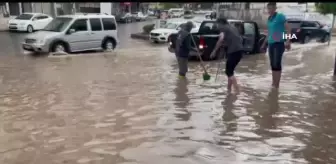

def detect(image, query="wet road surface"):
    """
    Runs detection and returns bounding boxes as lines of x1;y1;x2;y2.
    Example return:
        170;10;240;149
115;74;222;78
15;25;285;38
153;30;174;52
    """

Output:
1;37;336;164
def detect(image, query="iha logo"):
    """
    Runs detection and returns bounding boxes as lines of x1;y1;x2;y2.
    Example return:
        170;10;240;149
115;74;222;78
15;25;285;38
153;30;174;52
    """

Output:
271;32;297;41
282;33;297;40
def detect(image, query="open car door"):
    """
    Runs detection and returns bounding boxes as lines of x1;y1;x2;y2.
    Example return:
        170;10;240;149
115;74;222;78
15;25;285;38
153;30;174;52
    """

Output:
243;21;259;54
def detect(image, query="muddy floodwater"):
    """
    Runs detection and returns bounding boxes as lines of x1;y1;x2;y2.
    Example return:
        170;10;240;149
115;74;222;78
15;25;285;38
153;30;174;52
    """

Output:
1;41;336;164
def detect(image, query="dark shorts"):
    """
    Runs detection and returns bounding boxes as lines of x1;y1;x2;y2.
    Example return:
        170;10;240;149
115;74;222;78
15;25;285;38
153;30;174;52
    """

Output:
177;56;188;76
225;50;243;77
268;42;285;71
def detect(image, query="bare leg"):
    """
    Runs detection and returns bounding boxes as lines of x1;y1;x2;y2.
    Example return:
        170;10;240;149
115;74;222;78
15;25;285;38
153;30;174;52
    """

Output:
272;71;281;88
230;76;240;94
227;77;233;93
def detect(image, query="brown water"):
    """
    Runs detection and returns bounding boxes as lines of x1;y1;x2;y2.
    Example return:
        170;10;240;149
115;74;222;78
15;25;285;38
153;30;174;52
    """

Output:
1;41;336;164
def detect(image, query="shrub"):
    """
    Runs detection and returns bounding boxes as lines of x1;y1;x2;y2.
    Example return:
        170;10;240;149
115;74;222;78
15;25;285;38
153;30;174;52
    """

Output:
142;24;155;34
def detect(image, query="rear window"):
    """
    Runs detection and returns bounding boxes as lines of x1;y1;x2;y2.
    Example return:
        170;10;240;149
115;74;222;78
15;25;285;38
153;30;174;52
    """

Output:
287;21;301;28
16;14;33;20
102;18;116;30
199;22;219;34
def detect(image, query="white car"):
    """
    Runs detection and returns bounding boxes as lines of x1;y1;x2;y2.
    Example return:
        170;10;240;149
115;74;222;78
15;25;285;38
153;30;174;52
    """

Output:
134;12;148;21
8;13;53;33
149;21;199;43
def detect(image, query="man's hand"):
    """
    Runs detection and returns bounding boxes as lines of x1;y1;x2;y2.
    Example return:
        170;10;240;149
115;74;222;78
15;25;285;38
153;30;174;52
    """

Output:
285;40;291;50
260;43;267;53
210;50;217;59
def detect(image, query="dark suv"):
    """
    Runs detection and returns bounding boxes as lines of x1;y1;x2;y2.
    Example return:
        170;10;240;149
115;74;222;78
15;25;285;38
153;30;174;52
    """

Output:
287;19;330;44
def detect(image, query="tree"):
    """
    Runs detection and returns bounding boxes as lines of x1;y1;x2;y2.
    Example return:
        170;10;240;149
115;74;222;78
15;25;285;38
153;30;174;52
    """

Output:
316;3;336;75
161;3;180;10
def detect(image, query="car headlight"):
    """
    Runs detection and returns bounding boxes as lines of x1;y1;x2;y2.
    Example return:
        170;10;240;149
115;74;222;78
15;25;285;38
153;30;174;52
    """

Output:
163;33;169;36
38;39;45;44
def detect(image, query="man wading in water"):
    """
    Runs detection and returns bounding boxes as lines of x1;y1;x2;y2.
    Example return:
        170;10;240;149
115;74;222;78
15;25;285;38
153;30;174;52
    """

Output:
175;21;194;79
261;2;291;89
210;17;244;94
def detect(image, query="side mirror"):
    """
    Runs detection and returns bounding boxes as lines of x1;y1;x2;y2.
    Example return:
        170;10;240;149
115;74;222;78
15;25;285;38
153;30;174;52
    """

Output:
68;29;75;34
32;18;37;21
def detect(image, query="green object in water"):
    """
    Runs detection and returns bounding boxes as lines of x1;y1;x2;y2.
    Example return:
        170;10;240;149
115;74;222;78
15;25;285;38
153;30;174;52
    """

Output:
203;73;211;81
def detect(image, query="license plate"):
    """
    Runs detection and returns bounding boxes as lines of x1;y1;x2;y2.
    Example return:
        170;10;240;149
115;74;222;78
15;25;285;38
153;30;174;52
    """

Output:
23;45;32;49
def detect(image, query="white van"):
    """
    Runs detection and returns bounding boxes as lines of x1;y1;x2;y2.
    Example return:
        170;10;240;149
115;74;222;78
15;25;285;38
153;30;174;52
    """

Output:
168;8;184;18
22;13;119;53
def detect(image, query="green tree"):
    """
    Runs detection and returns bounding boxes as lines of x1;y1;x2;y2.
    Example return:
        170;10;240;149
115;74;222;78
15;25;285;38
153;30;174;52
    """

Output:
316;3;336;75
161;3;180;10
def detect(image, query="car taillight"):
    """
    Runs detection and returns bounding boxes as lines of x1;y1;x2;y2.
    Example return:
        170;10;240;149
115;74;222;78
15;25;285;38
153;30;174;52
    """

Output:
296;28;301;33
199;36;205;49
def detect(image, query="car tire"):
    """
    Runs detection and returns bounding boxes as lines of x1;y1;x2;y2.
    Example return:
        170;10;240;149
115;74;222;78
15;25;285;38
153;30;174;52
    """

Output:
102;38;116;51
27;25;34;33
51;42;68;53
321;34;330;43
301;35;310;44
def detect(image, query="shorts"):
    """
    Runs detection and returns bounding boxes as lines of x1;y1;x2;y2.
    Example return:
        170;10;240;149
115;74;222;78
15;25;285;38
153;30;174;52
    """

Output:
268;42;285;71
177;56;188;76
225;50;243;77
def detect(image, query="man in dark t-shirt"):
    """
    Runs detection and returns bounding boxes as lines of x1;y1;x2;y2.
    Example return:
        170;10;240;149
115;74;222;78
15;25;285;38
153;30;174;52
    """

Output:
175;21;194;78
210;17;244;94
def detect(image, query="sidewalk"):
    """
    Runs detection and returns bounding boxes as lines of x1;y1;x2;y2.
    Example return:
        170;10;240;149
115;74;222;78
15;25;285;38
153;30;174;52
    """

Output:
0;16;10;32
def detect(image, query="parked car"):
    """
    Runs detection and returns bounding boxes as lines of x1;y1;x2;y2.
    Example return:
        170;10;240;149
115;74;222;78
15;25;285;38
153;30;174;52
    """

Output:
183;10;194;19
8;13;53;33
133;12;148;21
22;14;119;53
116;13;136;23
168;8;184;18
150;20;200;43
286;19;330;44
168;19;265;60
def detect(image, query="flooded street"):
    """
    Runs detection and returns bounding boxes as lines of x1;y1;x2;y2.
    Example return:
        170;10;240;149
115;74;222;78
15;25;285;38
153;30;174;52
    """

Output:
1;32;336;163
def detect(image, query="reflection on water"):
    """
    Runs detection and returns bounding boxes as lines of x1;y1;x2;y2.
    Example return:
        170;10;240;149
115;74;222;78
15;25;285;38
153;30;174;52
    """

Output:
0;42;336;164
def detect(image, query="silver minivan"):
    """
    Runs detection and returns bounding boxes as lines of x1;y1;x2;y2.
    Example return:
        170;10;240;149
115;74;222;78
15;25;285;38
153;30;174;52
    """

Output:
22;14;119;53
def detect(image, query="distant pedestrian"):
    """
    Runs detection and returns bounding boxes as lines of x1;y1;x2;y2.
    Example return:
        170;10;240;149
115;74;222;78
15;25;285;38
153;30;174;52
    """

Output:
210;17;244;94
175;21;194;79
260;2;291;89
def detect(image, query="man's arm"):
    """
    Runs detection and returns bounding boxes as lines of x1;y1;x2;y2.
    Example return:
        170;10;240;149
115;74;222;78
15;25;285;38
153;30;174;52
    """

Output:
214;32;225;53
285;21;291;43
185;34;192;51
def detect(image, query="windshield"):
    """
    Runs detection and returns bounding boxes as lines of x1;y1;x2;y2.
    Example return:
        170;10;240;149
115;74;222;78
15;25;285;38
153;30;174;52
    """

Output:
15;14;33;20
171;10;182;13
184;10;192;15
42;17;73;32
163;23;178;29
288;21;301;28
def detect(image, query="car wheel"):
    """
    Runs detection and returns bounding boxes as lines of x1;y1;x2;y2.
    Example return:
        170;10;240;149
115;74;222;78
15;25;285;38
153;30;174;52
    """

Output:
322;34;330;43
301;35;310;44
102;38;116;51
51;42;68;53
27;25;34;33
154;40;159;44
